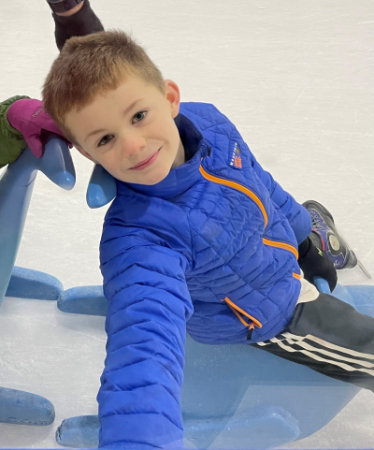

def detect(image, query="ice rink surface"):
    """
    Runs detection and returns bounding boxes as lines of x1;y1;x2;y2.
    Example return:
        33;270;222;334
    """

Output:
0;0;373;447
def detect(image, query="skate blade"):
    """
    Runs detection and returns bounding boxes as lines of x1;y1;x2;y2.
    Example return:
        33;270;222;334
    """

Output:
357;259;372;279
330;223;371;278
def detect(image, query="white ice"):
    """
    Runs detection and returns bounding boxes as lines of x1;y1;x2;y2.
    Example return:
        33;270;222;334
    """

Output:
0;0;373;447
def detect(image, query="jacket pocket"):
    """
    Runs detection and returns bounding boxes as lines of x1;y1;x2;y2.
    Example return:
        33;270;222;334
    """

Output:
262;238;301;280
199;165;268;227
262;238;298;258
224;296;262;339
199;165;300;269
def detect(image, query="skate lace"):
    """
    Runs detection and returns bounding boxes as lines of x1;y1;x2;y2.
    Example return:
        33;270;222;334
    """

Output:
310;210;322;228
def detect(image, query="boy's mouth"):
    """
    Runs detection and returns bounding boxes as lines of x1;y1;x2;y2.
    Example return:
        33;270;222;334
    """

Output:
130;148;161;170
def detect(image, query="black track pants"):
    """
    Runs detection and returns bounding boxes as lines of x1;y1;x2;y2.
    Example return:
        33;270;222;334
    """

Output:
51;0;104;51
252;293;374;392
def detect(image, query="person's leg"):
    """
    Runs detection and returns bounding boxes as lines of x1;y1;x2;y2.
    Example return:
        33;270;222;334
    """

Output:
253;293;374;391
302;200;357;269
47;0;104;51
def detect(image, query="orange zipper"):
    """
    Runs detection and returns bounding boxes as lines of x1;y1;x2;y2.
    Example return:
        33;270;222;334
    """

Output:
262;238;299;259
224;297;263;330
199;165;299;259
199;166;268;228
200;164;301;323
261;239;300;281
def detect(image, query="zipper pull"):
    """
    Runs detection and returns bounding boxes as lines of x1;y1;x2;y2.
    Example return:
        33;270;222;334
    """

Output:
247;323;255;340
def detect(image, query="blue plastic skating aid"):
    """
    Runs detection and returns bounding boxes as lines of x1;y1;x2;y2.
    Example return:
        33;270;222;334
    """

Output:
0;136;74;307
313;276;331;293
57;170;374;447
55;280;374;449
56;403;302;449
55;330;360;449
0;137;71;428
0;387;55;426
315;277;374;317
57;281;374;319
86;164;117;209
344;285;374;315
56;415;99;448
58;286;107;315
6;266;63;300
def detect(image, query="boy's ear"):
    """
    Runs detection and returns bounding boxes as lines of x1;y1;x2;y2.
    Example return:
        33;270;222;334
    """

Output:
76;146;99;164
164;79;180;118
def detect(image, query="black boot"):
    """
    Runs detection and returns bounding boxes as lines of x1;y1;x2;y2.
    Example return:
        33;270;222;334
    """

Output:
50;0;104;51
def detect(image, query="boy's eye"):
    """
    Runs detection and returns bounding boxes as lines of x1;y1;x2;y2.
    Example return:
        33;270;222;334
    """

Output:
98;134;113;147
133;111;147;123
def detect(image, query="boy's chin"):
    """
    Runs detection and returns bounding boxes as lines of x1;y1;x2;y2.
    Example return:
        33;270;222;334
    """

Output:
117;167;171;186
137;171;170;186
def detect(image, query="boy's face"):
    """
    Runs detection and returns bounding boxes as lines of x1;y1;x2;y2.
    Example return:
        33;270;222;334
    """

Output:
65;76;185;185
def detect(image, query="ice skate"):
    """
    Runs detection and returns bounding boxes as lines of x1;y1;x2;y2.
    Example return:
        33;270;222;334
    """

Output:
46;0;84;15
303;200;371;278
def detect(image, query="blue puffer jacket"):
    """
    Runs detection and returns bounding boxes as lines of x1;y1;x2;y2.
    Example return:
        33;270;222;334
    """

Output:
98;102;312;449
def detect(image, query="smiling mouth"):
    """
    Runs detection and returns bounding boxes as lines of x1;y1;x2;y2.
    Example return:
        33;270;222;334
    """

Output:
130;148;161;170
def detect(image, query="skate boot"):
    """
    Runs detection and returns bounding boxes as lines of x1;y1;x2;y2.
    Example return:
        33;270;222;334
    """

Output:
47;0;84;15
302;200;358;270
47;0;105;52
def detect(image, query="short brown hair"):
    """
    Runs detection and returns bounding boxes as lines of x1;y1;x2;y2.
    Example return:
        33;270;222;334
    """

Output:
42;29;165;144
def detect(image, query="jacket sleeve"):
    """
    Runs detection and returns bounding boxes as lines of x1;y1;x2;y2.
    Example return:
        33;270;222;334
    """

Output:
0;95;30;168
246;144;312;244
98;222;194;449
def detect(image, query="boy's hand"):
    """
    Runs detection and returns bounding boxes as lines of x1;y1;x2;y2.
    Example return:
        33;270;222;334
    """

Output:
298;233;338;292
7;98;71;157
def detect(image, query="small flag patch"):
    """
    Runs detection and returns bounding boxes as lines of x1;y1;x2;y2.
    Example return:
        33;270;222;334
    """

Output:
230;142;242;169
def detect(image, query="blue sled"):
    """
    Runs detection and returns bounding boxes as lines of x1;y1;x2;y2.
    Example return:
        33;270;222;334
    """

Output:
0;136;74;306
56;280;374;448
0;137;75;425
5;266;63;300
0;387;55;426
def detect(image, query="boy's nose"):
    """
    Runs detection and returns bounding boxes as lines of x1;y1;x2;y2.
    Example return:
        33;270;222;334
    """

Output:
121;134;147;159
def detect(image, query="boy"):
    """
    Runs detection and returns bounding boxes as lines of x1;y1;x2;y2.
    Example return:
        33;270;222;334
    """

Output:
39;22;374;448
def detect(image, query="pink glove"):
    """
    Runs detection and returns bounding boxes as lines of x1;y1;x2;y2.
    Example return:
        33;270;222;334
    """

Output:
7;98;71;158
